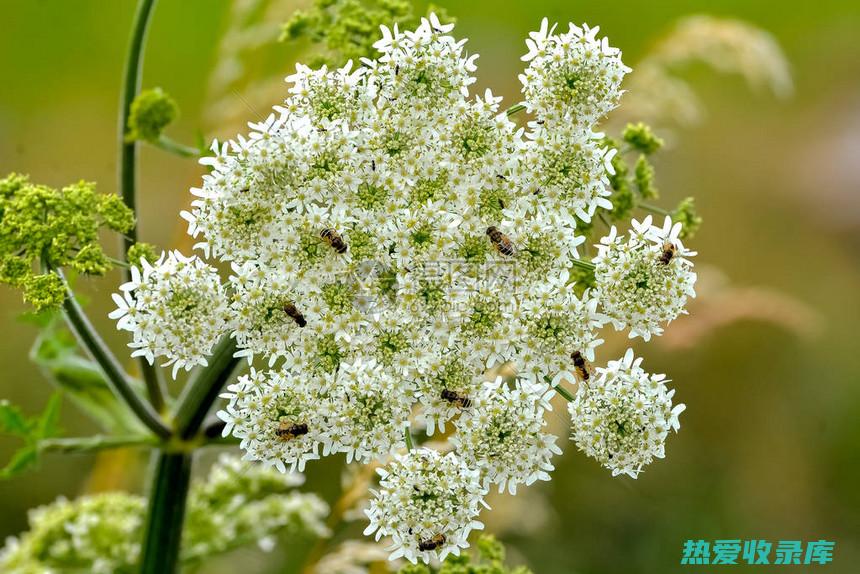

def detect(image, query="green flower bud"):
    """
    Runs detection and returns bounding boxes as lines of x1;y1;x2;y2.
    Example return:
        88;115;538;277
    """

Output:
97;194;135;233
0;254;31;286
0;172;29;197
623;122;664;155
126;87;179;142
126;242;158;266
634;155;659;200
673;196;703;239
71;244;110;275
22;272;66;311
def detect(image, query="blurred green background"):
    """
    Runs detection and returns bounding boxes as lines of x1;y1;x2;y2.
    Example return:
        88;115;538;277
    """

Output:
2;1;859;572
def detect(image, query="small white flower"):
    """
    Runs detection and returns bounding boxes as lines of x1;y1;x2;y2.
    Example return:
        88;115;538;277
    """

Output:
519;21;630;127
323;359;415;463
364;448;487;564
452;378;561;494
568;349;685;478
593;216;697;340
109;251;229;378
217;369;326;473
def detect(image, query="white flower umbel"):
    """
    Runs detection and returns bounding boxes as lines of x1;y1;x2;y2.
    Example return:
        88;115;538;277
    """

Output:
519;19;630;127
516;277;606;385
417;350;487;435
110;250;229;377
568;349;685;478
229;261;327;365
217;369;326;472
593;216;697;340
364;448;487;564
323;359;415;463
452;378;561;494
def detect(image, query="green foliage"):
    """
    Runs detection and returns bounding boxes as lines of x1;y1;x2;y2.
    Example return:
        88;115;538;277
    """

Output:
622;122;664;155
28;313;144;433
127;241;159;266
0;393;62;479
672;196;703;239
0;173;134;310
281;0;454;68
398;535;533;574
126;87;179;142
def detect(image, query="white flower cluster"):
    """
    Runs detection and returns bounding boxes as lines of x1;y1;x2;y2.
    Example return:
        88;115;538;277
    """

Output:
520;19;631;126
451;379;561;494
0;455;328;573
363;448;487;563
107;14;698;564
594;216;697;340
569;349;685;478
110;250;229;377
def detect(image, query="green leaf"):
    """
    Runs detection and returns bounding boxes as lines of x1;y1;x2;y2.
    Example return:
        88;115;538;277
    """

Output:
0;393;63;480
0;400;31;436
29;318;144;433
0;445;39;479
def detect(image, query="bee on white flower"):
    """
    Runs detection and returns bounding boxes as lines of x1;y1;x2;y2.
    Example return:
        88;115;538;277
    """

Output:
217;369;326;473
452;378;561;494
568;349;685;478
364;449;487;564
593;216;697;340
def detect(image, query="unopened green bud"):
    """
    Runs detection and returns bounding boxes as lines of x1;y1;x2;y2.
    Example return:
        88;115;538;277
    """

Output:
71;244;110;275
23;272;66;311
0;172;29;197
623;122;664;154
0;255;30;286
97;193;135;233
673;197;703;239
127;87;179;142
127;242;158;266
634;155;659;200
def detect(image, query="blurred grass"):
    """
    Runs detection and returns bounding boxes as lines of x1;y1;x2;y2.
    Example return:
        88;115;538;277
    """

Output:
2;1;860;573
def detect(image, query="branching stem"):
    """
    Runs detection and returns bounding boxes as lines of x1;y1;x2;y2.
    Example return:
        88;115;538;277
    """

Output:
57;270;170;439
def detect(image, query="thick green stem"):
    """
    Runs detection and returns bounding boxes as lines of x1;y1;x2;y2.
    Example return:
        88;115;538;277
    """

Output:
59;272;170;439
173;336;240;439
139;451;192;574
39;435;159;454
118;0;157;248
117;0;165;413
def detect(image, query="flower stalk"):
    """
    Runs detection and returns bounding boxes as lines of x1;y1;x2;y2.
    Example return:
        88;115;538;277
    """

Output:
139;451;192;574
57;270;170;439
173;336;240;439
117;0;165;413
